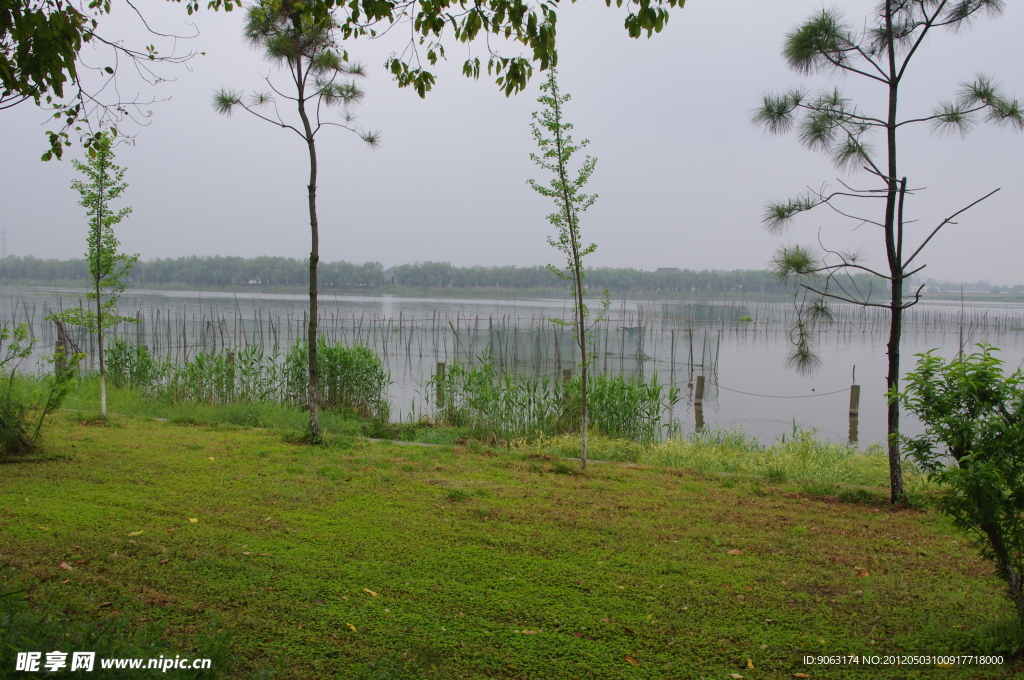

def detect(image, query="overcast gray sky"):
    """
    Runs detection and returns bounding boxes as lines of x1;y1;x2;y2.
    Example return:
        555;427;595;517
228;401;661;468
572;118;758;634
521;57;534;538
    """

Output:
1;0;1021;283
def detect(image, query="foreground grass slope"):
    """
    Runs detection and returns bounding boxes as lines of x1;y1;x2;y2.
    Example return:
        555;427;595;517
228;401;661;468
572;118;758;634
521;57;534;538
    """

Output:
0;415;1019;678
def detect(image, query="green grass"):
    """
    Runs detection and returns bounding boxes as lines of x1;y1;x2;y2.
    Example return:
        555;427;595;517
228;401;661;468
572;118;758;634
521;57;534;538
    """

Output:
528;429;928;502
62;376;368;437
1;413;1021;678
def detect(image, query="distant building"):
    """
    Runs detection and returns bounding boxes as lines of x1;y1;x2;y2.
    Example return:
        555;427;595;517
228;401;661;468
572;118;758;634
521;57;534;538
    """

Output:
654;267;681;274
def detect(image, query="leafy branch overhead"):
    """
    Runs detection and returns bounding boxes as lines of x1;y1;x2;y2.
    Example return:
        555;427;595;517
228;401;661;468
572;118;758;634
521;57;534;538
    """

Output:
200;0;684;97
2;0;200;160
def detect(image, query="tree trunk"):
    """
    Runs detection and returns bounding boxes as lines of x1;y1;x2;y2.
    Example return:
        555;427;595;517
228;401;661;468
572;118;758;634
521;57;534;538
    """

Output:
575;255;588;471
296;59;321;440
95;180;107;416
882;0;904;503
981;520;1024;626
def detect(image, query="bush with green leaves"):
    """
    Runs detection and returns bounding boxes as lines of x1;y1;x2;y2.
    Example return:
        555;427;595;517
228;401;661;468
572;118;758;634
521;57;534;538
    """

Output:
897;345;1024;627
0;323;81;457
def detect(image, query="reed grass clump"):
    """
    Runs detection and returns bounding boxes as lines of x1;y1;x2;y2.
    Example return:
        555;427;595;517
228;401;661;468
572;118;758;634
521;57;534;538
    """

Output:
431;360;678;443
103;338;390;421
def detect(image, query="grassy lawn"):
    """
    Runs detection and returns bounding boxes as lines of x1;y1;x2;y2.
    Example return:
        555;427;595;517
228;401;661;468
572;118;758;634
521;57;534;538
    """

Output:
1;413;1020;679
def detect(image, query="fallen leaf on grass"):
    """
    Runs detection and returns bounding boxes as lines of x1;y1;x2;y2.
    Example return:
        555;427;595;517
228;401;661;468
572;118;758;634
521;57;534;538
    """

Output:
159;559;169;564
263;517;272;523
727;549;744;556
207;457;215;461
98;602;114;608
855;568;870;578
793;674;810;678
38;526;50;530
166;528;176;533
346;623;357;632
59;562;72;571
747;659;755;669
520;630;538;634
258;553;271;557
624;655;639;666
189;518;198;523
128;531;143;537
730;674;744;679
61;579;70;584
363;589;378;597
572;632;583;638
242;551;252;556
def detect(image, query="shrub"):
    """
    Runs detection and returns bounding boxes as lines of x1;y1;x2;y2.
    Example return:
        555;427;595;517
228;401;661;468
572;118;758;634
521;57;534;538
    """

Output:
898;345;1024;627
0;324;80;458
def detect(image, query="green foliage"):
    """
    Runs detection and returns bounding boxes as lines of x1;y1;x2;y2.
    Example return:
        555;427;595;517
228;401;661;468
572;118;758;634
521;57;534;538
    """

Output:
202;0;683;97
431;360;677;443
1;255;857;296
898;345;1024;625
528;70;598;308
49;133;137;328
0;323;82;457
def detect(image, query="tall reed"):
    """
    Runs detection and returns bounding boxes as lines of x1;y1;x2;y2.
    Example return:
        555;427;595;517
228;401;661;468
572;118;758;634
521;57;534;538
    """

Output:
431;360;678;443
104;338;390;421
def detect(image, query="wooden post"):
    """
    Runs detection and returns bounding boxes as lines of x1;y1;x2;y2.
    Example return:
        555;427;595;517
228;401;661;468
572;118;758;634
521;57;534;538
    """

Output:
848;384;860;417
436;361;446;409
694;375;705;405
695;402;705;433
848;383;861;445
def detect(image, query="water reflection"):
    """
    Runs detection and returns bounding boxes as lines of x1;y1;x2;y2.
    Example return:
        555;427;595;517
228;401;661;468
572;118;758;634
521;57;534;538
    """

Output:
3;286;1023;447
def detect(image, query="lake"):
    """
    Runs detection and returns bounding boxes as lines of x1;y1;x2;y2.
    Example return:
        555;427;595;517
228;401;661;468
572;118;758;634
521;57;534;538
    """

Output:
4;286;1023;446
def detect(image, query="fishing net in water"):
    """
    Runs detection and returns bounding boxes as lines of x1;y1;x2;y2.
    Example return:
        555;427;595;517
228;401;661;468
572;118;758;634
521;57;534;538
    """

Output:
662;302;751;322
450;324;654;372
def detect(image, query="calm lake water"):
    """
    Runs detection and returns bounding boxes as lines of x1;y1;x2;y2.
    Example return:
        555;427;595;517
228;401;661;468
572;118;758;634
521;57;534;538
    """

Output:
4;286;1023;447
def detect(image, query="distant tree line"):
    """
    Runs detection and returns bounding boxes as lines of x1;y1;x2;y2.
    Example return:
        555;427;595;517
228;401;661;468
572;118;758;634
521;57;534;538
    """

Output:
0;256;893;296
